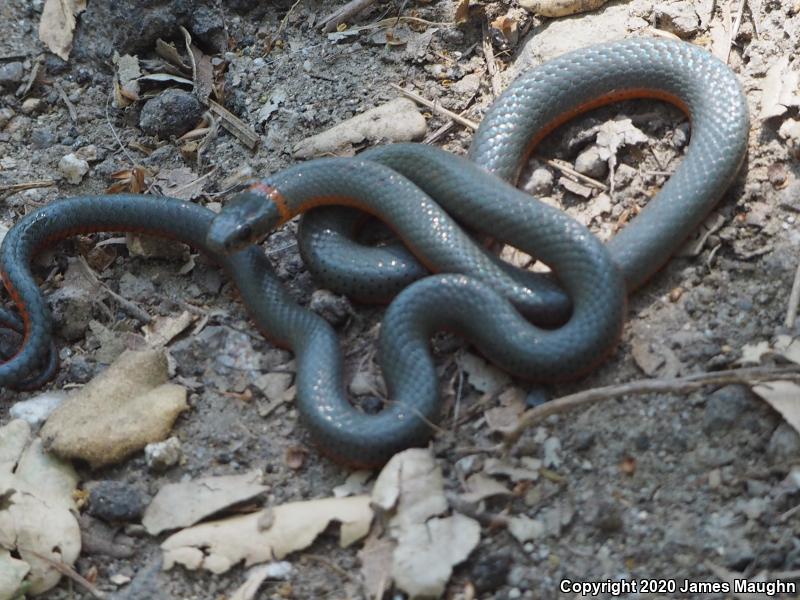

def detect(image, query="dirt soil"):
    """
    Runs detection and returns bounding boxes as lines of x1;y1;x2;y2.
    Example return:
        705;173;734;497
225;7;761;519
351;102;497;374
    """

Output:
1;0;800;598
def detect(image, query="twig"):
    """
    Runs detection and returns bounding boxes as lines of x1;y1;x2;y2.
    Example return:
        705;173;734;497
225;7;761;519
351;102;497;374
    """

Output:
320;0;376;32
276;0;303;39
206;98;260;150
0;180;56;194
786;261;800;328
18;547;106;599
77;256;152;324
389;83;479;130
730;0;747;51
105;96;137;167
543;157;608;191
503;366;800;448
481;23;502;98
54;81;78;123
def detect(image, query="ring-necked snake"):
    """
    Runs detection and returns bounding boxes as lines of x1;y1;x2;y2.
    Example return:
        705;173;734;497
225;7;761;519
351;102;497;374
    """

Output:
2;38;748;467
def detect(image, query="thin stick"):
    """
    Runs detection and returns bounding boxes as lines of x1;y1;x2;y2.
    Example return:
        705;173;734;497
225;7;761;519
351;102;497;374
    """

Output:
105;97;137;166
18;547;106;599
543;157;608;191
0;180;56;194
786;261;800;328
77;256;152;324
54;81;78;123
503;366;800;448
389;83;479;130
481;24;502;98
320;0;376;32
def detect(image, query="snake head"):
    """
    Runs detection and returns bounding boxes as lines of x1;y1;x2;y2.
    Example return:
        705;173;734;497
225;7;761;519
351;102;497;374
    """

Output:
207;190;282;254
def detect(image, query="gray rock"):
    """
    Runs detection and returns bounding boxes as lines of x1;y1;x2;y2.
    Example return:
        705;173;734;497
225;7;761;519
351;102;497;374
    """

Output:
590;499;624;532
309;289;352;326
9;391;67;426
0;108;14;129
88;481;145;523
523;167;554;196
702;384;756;433
0;61;24;86
655;3;701;38
470;551;511;594
190;5;226;52
139;89;203;138
574;146;608;178
31;127;55;148
767;423;800;462
110;559;168;600
144;437;183;472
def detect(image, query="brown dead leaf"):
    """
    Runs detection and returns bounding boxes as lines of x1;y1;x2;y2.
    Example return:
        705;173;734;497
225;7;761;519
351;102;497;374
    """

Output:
518;0;611;17
39;0;87;61
358;532;395;600
455;0;471;24
162;496;373;573
143;311;195;347
752;381;800;436
106;167;147;194
620;455;636;476
143;470;269;535
285;446;307;470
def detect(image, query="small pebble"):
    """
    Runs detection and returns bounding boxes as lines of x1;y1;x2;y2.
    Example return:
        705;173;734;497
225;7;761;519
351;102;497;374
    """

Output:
20;98;42;114
523;167;554;196
702;384;755;433
88;481;145;523
0;108;14;129
9;391;67;426
309;289;352;326
0;61;24;85
470;551;511;593
767;423;800;461
574;146;607;178
139;89;204;138
59;153;90;184
144;437;183;472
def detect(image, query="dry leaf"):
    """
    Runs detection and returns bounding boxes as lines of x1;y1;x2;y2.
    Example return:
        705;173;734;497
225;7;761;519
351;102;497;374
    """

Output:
229;563;293;600
518;0;612;17
457;352;511;394
162;496;373;573
484;457;541;482
508;515;545;542
460;472;511;503
739;341;771;365
455;0;471;24
0;420;81;596
38;0;87;61
752;381;800;435
293;98;426;158
143;311;195;347
143;471;269;535
40;349;188;468
760;56;800;121
774;336;800;366
106;167;147;194
392;513;480;599
371;448;448;530
358;533;395;600
333;470;372;498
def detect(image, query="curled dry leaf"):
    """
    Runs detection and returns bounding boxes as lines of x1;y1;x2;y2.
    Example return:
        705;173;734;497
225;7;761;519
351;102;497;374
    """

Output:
518;0;612;17
370;448;481;599
372;448;447;529
38;0;87;60
752;381;800;436
0;420;81;596
293;98;426;159
460;472;512;503
457;352;511;394
143;470;269;535
142;311;196;347
40;349;188;468
106;167;147;194
162;496;373;574
392;513;480;599
760;56;800;121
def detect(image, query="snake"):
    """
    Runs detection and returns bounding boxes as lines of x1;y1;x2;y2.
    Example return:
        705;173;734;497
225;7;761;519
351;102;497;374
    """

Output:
1;38;748;466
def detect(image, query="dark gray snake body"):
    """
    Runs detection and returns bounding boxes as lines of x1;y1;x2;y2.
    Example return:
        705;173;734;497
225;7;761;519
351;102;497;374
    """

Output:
2;38;749;466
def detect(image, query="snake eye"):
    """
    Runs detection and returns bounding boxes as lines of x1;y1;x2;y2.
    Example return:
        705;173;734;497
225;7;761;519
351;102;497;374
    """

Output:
237;224;253;242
